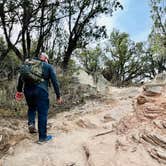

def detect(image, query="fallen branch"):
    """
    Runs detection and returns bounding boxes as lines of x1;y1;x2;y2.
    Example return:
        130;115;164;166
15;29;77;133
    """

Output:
94;130;114;137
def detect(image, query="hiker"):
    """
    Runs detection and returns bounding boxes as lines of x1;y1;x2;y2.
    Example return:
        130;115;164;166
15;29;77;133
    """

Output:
15;52;62;143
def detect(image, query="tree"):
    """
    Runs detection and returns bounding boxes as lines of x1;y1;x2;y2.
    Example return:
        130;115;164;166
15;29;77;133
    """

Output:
150;0;166;35
103;29;146;86
77;46;107;75
148;0;166;73
60;0;123;70
0;36;21;80
0;0;60;61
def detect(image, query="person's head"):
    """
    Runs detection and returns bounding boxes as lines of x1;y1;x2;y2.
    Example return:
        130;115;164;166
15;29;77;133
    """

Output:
39;52;49;63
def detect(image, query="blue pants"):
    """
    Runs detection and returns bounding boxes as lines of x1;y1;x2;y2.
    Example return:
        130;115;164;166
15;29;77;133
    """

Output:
24;86;49;140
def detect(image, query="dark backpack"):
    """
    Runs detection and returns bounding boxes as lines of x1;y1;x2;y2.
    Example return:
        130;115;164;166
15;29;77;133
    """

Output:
19;59;44;84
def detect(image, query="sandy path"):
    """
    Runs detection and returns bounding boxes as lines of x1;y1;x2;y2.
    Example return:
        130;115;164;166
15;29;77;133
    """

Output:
1;87;164;166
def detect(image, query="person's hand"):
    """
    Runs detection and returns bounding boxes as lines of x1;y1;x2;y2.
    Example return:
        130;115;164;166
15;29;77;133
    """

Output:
57;97;63;104
15;92;24;101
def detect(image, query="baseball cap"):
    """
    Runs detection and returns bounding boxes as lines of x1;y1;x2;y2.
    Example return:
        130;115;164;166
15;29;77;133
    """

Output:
40;52;49;60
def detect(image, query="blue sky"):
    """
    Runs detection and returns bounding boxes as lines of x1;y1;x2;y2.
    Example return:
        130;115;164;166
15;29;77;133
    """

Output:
98;0;153;42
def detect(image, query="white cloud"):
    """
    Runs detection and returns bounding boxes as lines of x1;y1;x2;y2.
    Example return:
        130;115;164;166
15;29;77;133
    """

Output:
97;0;152;42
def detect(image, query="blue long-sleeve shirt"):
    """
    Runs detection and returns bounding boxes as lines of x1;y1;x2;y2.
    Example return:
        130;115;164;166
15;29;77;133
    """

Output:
17;62;61;99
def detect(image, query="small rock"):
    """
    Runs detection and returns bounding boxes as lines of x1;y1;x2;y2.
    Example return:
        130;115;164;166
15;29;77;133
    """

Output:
161;102;166;109
76;118;97;129
102;114;115;123
64;162;76;166
143;84;162;96
153;120;163;129
131;147;137;152
104;114;115;120
136;95;148;105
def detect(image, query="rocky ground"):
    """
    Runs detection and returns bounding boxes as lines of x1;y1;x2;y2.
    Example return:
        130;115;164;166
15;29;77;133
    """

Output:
0;80;166;166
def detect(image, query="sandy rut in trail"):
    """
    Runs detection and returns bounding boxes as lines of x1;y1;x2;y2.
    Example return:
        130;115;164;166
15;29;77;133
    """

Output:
0;86;166;166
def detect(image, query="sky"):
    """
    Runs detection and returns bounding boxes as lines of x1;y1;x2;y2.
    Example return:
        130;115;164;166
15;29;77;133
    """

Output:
98;0;153;42
0;0;153;44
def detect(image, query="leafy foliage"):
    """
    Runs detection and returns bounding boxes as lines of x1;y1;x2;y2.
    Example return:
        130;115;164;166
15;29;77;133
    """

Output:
103;29;146;86
59;0;123;70
77;46;107;75
0;37;21;79
0;0;122;71
148;0;166;74
0;0;60;61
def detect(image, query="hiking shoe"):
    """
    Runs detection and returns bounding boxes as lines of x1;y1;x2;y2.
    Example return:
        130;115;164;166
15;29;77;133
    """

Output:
28;124;37;133
37;135;53;144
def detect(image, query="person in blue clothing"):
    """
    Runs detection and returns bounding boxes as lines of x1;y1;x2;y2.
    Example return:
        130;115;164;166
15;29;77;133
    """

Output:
15;52;62;143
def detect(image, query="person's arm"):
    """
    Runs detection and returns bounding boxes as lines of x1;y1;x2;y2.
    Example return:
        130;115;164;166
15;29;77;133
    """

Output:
15;75;24;101
49;65;61;99
17;75;24;92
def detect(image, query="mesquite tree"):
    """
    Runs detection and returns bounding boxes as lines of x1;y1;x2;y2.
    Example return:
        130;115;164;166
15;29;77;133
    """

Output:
0;0;59;61
103;29;146;85
148;0;166;73
60;0;123;70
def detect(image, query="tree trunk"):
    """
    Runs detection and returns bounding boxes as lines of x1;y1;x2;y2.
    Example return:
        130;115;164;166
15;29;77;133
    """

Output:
62;38;76;71
62;49;72;72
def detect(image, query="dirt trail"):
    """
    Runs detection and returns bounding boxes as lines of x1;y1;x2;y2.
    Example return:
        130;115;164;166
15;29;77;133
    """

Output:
0;86;165;166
